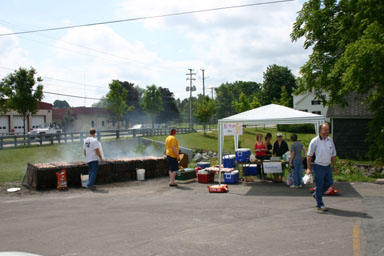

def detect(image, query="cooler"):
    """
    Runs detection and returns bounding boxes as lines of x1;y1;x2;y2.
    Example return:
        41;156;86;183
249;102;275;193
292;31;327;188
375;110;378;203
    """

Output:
197;172;215;183
224;171;239;184
223;154;236;168
176;168;197;180
244;164;258;176
197;162;211;169
235;148;251;162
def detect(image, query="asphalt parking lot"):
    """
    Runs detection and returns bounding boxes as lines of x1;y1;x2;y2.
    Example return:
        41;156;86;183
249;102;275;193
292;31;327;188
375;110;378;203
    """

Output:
0;178;383;256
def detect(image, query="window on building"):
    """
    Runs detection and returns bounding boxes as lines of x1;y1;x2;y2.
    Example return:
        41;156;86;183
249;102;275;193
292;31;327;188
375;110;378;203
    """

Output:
312;111;321;115
102;121;105;127
311;100;321;105
91;121;95;127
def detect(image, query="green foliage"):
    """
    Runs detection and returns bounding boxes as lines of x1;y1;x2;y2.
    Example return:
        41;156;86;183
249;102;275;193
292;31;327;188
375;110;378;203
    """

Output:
277;124;315;134
232;92;251;113
0;67;44;134
261;64;296;105
92;96;107;108
279;85;291;107
250;96;261;109
215;81;261;118
193;95;217;135
53;100;70;108
141;85;163;128
106;80;133;130
291;0;384;160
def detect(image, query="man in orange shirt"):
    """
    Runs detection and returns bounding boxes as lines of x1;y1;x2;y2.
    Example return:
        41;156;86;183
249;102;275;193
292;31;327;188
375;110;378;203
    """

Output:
165;128;179;186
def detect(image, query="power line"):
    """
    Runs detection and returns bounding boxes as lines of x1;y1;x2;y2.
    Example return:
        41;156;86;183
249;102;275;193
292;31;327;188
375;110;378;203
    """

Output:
0;0;294;37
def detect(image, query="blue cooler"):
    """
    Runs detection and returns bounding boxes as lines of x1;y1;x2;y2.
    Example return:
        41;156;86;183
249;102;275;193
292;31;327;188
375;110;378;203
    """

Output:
235;148;251;162
197;162;211;169
224;171;239;184
223;154;236;168
244;164;258;176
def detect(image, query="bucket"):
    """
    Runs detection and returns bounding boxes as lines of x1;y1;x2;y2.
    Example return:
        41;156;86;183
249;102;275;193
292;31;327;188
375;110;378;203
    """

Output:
81;174;89;188
137;169;145;181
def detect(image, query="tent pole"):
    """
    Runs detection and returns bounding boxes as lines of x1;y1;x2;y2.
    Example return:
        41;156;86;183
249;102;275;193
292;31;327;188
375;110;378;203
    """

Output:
218;123;223;186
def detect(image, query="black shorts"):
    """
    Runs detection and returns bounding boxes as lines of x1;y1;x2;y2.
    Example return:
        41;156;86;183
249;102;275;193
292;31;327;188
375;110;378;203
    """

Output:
167;156;179;172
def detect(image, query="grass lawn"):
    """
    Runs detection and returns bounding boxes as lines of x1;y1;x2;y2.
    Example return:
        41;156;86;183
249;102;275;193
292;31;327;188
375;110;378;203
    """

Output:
0;143;84;183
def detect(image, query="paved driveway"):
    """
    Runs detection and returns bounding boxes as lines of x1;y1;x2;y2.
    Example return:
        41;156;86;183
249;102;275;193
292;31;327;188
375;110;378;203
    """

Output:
0;179;383;256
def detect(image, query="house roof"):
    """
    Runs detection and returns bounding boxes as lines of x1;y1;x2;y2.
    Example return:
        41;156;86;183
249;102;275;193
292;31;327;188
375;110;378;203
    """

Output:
39;102;52;110
326;93;373;119
53;107;110;121
219;104;325;125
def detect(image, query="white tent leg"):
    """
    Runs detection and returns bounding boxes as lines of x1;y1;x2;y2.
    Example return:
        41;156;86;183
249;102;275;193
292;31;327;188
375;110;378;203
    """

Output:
234;134;239;151
218;123;223;186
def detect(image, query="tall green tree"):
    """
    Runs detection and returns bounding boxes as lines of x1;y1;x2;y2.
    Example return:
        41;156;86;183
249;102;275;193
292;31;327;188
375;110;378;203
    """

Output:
53;100;70;108
0;67;44;134
261;65;296;105
279;85;291;107
250;95;261;109
106;80;133;130
291;0;384;160
215;81;261;118
141;85;163;128
194;95;217;135
232;92;251;113
157;87;179;126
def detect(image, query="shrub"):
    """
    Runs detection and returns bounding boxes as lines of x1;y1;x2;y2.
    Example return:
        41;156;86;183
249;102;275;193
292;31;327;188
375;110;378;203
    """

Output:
277;124;315;134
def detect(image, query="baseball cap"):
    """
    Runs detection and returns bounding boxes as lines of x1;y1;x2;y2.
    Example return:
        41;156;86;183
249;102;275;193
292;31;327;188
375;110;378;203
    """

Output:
276;132;283;137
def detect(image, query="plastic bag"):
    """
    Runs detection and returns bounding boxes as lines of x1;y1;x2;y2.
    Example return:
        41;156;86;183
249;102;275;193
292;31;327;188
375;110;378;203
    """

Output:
286;173;294;186
56;169;68;190
303;173;313;184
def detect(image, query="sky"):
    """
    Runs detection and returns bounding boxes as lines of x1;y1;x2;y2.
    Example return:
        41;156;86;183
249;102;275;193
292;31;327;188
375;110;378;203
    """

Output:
0;0;309;107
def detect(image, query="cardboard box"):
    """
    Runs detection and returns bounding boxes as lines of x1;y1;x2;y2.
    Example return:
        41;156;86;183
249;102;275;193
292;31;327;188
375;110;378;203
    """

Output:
178;153;189;168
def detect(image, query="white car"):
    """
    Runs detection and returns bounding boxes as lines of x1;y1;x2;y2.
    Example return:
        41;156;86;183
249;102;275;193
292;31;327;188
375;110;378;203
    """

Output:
28;122;62;137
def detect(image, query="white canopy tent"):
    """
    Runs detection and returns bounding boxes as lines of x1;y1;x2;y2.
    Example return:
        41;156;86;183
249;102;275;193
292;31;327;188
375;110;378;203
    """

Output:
217;104;325;185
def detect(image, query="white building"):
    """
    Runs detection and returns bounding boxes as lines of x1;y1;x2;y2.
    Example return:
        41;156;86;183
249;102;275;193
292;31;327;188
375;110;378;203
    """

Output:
293;92;330;121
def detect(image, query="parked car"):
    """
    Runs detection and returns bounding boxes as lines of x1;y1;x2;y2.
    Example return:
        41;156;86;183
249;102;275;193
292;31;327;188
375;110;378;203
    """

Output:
28;122;62;138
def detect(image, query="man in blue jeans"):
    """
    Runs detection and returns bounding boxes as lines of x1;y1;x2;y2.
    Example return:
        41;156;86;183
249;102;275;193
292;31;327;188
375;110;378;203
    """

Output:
306;123;338;211
83;128;104;190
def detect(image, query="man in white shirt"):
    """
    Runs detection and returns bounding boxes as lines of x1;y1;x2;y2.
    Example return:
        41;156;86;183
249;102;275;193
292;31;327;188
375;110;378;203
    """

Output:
307;123;338;211
83;128;103;189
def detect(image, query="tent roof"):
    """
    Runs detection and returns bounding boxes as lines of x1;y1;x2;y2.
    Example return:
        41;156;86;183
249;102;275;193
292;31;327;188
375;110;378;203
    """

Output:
218;104;324;125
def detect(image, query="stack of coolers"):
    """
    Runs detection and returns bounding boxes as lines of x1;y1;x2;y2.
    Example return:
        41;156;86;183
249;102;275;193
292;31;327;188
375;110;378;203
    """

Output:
223;154;239;184
197;162;215;183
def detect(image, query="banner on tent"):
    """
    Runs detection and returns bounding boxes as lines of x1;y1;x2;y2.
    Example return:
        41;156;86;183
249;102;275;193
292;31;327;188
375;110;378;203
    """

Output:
223;123;243;136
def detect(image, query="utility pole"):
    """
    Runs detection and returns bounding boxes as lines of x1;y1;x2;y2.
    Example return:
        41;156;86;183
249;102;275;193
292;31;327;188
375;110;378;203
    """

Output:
208;87;217;99
186;69;196;130
201;68;205;96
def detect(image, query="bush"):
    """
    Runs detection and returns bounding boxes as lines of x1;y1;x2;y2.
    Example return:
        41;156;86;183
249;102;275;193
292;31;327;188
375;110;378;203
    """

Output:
277;124;315;134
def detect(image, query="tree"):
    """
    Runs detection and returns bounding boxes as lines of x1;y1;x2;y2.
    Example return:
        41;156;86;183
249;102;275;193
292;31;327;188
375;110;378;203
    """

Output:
157;87;179;125
0;67;43;134
141;85;163;128
250;95;261;109
261;64;296;105
63;108;74;131
53;100;70;108
215;81;261;118
291;0;384;159
91;96;107;108
106;80;133;130
232;92;251;113
279;85;291;107
194;95;217;135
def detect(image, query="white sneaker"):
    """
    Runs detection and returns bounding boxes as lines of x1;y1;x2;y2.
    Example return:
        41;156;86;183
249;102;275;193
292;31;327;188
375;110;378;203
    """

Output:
290;185;298;188
299;184;303;188
317;206;328;211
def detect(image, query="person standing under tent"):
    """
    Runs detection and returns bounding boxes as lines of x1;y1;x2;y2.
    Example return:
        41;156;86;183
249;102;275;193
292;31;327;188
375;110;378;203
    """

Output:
289;133;305;188
272;132;289;182
165;128;179;187
83;128;104;190
306;123;338;211
265;133;273;160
